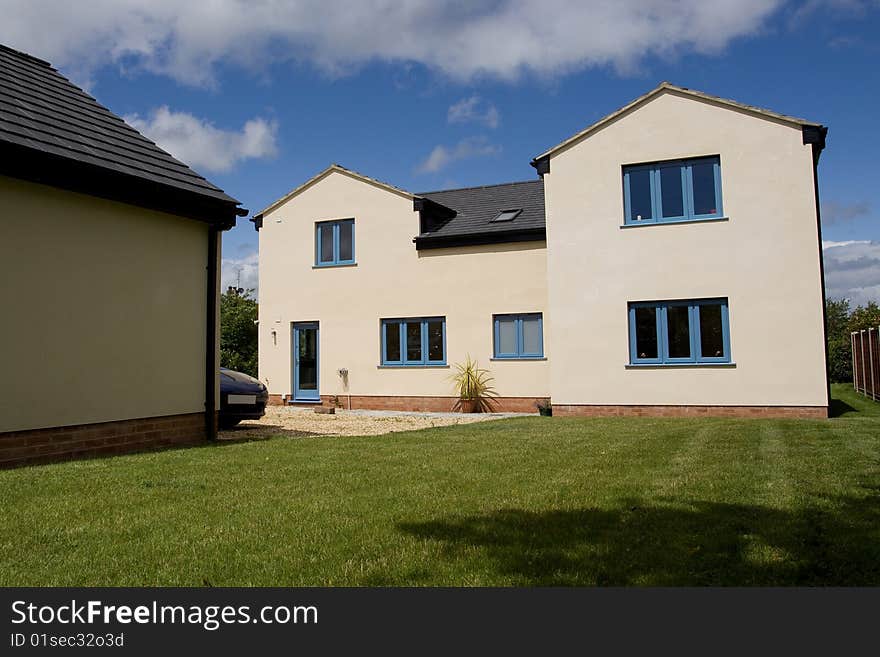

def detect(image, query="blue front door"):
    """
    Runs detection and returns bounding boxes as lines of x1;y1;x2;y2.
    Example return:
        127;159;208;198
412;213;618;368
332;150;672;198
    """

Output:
293;322;319;401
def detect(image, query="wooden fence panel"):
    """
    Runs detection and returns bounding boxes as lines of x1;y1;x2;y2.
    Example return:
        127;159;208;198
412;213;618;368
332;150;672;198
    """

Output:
852;327;880;401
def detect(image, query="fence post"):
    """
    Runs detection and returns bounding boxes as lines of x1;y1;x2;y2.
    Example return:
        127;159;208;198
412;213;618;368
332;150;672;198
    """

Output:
855;330;862;394
861;329;868;396
868;329;877;399
852;332;857;391
869;329;875;400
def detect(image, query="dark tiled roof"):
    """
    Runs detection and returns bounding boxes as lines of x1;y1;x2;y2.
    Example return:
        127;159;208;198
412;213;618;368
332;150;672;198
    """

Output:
0;43;241;211
415;179;545;246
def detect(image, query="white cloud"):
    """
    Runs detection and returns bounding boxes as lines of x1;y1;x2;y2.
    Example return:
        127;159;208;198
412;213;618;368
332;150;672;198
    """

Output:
221;250;259;295
823;240;871;248
790;0;878;24
124;107;278;173
0;1;785;87
417;137;501;173
448;96;500;128
823;240;880;307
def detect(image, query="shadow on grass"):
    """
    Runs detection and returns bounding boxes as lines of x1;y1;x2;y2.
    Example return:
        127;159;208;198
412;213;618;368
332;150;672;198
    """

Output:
396;491;880;586
215;423;319;444
829;397;858;418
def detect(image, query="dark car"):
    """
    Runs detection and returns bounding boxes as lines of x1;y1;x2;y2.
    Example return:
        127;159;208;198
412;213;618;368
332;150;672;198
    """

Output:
219;368;268;428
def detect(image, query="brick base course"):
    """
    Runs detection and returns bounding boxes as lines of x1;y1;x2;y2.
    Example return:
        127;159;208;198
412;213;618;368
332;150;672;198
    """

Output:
0;412;208;468
268;394;546;413
269;393;827;419
551;405;828;419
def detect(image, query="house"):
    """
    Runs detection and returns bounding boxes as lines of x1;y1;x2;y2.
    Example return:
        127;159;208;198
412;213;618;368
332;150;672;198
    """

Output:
254;82;829;418
0;44;246;466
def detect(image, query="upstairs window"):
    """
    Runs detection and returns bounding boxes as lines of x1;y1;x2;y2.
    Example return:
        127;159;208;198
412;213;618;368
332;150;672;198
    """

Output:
315;219;355;266
623;156;722;225
493;313;543;359
381;317;446;366
628;298;730;365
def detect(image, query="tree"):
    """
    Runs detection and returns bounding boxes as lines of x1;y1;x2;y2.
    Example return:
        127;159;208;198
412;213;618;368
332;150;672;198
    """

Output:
826;298;851;383
220;287;258;377
848;301;880;333
825;298;880;383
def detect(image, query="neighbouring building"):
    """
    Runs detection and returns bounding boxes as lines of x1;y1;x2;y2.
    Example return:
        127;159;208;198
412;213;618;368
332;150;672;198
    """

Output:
0;44;246;466
255;82;829;418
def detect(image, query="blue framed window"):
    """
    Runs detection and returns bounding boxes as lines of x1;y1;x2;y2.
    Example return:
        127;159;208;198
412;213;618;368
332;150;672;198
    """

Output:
381;317;446;366
623;156;723;225
315;219;355;266
493;313;543;359
628;298;730;365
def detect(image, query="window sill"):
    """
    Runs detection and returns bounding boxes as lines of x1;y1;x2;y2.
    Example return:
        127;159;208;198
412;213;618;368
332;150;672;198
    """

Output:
620;216;728;229
313;262;358;269
490;357;547;362
626;362;736;369
377;364;450;369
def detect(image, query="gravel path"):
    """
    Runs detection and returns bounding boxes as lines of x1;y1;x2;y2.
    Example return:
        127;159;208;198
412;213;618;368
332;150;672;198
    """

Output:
219;405;528;440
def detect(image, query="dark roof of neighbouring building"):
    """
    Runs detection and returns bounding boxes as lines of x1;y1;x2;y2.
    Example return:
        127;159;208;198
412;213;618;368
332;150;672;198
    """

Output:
414;179;545;249
0;43;245;224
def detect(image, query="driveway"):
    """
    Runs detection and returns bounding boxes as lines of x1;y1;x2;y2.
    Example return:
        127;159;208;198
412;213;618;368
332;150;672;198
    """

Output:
219;405;529;440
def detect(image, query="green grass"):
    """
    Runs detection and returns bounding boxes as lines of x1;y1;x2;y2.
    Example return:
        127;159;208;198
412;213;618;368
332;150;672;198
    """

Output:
1;383;878;586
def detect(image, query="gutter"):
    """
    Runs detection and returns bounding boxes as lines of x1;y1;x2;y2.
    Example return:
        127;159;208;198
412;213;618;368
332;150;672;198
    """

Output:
803;124;830;413
205;213;242;440
414;227;546;250
413;197;457;234
529;156;550;177
0;141;246;225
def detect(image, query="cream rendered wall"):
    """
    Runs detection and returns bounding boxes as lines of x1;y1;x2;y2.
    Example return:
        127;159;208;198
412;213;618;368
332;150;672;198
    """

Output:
544;90;827;407
0;175;210;432
258;170;548;400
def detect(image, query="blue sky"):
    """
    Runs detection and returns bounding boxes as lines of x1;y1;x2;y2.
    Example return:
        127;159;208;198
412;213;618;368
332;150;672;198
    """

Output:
2;1;878;303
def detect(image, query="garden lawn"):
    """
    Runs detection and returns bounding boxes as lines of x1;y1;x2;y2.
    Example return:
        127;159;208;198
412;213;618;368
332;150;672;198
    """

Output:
1;383;878;586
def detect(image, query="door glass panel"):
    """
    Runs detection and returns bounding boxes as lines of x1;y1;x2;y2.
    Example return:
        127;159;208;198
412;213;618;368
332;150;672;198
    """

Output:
339;221;353;261
691;160;717;215
660;165;684;218
406;321;422;361
319;224;334;262
522;316;542;355
498;317;517;354
427;320;444;362
634;307;658;359
627;168;653;221
666;306;691;358
699;304;725;358
297;327;317;391
385;322;400;362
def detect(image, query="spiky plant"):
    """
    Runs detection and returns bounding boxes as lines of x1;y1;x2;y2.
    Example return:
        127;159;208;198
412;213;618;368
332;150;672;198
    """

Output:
451;356;499;413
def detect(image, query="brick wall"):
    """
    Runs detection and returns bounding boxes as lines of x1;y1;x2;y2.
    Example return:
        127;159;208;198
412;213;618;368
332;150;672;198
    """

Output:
270;394;546;413
0;412;208;468
271;394;827;418
552;405;828;419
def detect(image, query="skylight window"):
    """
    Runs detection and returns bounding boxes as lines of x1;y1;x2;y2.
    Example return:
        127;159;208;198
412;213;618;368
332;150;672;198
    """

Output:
492;209;521;223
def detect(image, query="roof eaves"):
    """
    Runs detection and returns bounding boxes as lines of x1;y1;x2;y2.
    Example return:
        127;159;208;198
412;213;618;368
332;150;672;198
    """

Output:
0;139;246;226
414;226;546;250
